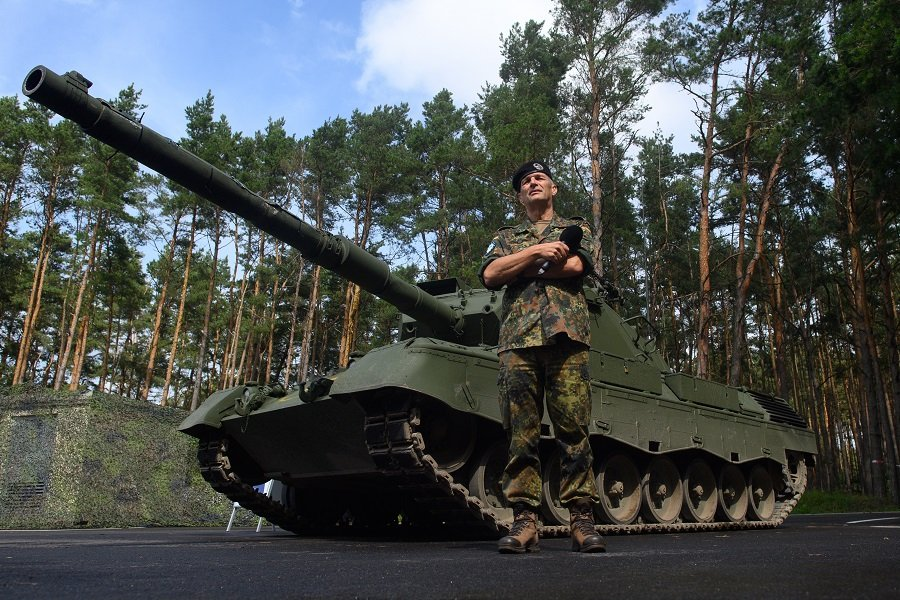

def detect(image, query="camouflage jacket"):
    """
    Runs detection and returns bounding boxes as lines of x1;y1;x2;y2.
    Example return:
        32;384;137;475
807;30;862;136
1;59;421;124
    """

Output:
478;215;594;353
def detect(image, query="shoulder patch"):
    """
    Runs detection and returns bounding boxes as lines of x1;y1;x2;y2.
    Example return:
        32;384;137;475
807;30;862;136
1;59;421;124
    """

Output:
484;239;501;258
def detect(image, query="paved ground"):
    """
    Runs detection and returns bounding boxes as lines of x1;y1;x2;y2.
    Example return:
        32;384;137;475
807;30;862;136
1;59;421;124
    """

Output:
1;513;898;599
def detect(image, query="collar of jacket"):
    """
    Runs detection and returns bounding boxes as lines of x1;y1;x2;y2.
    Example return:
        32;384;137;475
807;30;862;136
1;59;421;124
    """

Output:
514;214;568;236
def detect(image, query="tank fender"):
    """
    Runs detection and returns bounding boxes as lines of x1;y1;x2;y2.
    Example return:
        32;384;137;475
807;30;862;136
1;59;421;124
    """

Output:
178;386;246;436
329;339;502;421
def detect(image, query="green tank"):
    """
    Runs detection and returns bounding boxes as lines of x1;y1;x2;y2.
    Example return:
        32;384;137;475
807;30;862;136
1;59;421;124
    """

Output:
23;65;816;537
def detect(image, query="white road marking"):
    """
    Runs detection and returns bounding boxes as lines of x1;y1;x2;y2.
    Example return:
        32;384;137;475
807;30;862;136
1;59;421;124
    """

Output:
846;517;900;524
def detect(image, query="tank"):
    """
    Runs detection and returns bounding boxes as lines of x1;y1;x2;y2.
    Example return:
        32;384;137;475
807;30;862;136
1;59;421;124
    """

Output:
23;65;816;537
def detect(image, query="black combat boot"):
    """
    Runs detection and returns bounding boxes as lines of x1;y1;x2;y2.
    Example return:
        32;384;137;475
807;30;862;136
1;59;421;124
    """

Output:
569;499;606;553
497;503;540;554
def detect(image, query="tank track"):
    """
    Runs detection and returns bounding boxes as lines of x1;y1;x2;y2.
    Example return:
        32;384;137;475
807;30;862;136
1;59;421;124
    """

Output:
198;403;807;538
362;401;503;534
197;437;310;533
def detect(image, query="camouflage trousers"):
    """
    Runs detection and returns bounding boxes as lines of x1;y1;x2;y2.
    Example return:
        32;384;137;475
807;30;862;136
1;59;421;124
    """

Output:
497;340;600;510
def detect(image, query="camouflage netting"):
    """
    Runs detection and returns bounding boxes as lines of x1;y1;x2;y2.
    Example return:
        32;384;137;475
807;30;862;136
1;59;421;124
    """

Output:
0;385;239;529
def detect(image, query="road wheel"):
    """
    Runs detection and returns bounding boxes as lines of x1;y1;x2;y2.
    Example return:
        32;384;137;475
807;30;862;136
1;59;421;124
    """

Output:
468;440;512;521
641;456;683;524
540;448;570;525
596;453;641;525
717;463;749;522
418;407;476;473
747;464;776;521
681;458;718;523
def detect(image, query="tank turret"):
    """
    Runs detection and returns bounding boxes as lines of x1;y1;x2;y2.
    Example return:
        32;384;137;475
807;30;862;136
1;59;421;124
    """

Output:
23;65;816;538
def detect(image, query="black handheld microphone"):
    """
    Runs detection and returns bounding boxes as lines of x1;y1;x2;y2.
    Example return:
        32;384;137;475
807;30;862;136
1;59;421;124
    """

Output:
537;225;583;275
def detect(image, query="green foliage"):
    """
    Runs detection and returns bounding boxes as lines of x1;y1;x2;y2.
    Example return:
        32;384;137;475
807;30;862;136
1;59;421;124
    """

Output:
304;116;350;229
407;89;492;280
474;20;570;177
0;97;45;246
795;489;899;514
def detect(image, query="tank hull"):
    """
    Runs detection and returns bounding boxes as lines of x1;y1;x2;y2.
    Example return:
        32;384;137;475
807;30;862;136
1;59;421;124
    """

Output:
181;328;815;536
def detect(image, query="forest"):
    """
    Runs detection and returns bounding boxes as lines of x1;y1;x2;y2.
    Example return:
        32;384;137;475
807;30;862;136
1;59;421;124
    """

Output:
1;0;897;503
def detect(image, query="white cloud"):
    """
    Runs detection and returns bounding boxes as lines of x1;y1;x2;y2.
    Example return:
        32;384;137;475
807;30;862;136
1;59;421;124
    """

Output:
288;0;306;18
639;82;700;154
355;0;554;105
354;0;698;153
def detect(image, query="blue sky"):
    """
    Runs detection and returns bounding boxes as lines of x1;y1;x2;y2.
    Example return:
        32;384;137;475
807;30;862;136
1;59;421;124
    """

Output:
1;0;698;151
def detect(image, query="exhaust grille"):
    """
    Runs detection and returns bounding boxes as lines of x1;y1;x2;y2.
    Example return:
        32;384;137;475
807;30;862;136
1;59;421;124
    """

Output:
751;393;808;428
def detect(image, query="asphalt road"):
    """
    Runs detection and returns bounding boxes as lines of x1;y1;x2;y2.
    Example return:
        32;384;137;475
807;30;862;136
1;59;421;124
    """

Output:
1;513;898;599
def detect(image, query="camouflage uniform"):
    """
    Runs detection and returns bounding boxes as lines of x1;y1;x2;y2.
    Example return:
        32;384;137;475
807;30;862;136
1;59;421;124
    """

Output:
479;215;600;510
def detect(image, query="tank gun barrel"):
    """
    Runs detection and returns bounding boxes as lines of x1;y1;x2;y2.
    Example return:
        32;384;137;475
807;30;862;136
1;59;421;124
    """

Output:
23;66;463;334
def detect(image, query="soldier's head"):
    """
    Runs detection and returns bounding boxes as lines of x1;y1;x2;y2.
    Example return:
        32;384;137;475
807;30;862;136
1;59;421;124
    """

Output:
512;160;557;208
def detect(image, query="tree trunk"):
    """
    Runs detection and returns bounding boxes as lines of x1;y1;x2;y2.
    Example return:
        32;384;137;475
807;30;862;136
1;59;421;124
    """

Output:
607;140;619;286
56;207;104;391
338;189;374;367
588;55;605;272
245;233;266;382
696;53;722;380
98;237;115;392
223;273;249;389
728;142;785;385
67;312;91;390
299;185;326;381
842;153;887;497
263;240;284;385
695;1;737;379
437;172;450;278
141;213;181;402
339;282;362;367
220;217;243;389
283;262;304;389
768;249;790;400
190;207;222;411
161;204;198;407
12;187;56;385
299;264;322;381
873;191;900;503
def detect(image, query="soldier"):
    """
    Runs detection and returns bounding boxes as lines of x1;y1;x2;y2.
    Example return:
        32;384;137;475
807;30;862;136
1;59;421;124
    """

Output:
479;160;606;554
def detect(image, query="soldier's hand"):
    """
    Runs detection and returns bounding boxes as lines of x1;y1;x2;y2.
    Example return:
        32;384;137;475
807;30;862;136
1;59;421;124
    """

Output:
532;241;570;265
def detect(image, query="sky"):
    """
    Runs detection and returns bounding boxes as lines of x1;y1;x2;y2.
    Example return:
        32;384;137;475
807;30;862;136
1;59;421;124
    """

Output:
1;0;700;155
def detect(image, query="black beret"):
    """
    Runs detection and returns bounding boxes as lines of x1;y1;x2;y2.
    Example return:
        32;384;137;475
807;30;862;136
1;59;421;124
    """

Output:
512;160;553;192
